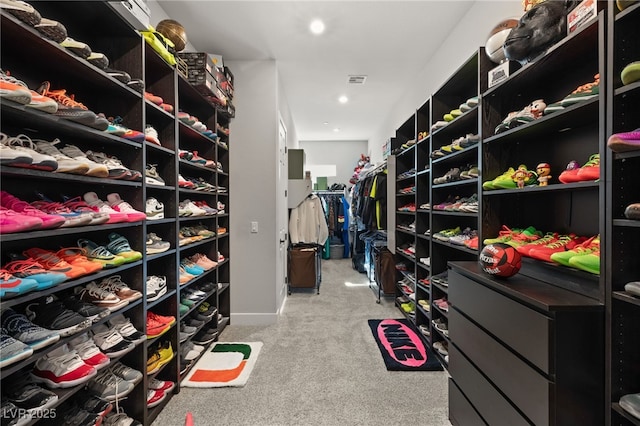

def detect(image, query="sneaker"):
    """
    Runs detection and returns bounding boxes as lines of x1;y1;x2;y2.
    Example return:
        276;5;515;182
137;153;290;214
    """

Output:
516;233;559;257
59;406;102;426
147;341;173;374
91;324;135;358
528;234;586;262
108;314;145;344
178;174;196;189
146;197;165;220
575;154;600;182
86;52;109;70
98;275;142;303
105;233;142;263
449;228;477;246
146;233;170;254
31;137;90;175
82;192;128;223
549;235;600;267
109;117;145;143
34;17;67;43
87;369;135;402
74;281;127;312
109;361;142;384
192;328;218;345
559;74;600;107
59;195;110;225
0;132;34;168
0;327;33;368
22;247;88;279
144;125;161;145
144;92;163;105
106;193;146;222
146;389;167;408
36;81;106;129
196;302;217;321
483;167;516;191
31;344;97;388
2;257;67;290
146;312;173;339
29;196;93;228
568;248;600;275
625;203;640;220
0;398;32;425
180;200;207;216
0;269;39;298
75;394;113;418
63;294;109;323
146;275;167;302
145;164;165;185
608;128;640;153
58;144;109;177
55;247;103;275
77;239;126;268
3;133;58;171
4;371;58;414
190;253;218;270
0;0;41;26
0;191;66;229
149;378;175;393
433;340;449;356
68;332;110;370
105;68;131;84
0;68;32;104
104;410;142;426
84;151;132;180
1;308;59;350
25;295;92;337
59;36;91;57
621;61;640;85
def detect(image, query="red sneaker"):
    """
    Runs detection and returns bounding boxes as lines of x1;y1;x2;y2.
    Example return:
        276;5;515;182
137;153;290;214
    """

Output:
516;233;559;257
528;234;587;262
575;154;600;182
23;247;88;279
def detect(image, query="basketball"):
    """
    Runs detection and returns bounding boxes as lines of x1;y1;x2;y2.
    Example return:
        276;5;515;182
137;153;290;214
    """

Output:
479;243;522;278
156;19;188;52
485;18;519;64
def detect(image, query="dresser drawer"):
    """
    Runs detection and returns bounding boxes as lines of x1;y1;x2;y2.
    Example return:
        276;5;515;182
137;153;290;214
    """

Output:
449;344;531;426
449;270;552;374
448;378;487;426
450;309;551;426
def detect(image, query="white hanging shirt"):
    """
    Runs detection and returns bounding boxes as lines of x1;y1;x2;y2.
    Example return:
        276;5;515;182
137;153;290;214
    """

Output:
289;194;329;245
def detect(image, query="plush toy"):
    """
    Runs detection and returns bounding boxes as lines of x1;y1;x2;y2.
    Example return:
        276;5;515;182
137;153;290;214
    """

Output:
504;0;580;65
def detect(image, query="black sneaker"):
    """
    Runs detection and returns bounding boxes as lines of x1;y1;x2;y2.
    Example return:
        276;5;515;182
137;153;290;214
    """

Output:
126;79;144;93
0;0;41;26
4;370;58;413
192;328;217;345
197;282;216;293
60;405;101;426
105;68;131;84
179;358;192;375
1;398;32;426
75;394;112;417
34;17;67;43
25;295;92;337
63;295;110;323
195;303;217;322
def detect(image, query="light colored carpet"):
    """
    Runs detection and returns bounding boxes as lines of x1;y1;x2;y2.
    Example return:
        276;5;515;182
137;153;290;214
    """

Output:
152;258;450;426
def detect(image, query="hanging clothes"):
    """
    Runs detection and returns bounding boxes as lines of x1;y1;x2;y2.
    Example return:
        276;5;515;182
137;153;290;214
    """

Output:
289;194;329;245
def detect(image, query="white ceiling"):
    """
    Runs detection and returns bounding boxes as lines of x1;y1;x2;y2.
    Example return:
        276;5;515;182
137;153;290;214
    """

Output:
157;1;475;142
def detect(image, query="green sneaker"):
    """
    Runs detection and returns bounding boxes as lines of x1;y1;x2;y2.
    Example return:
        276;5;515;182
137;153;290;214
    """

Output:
550;235;600;267
560;74;600;107
179;303;189;315
483;167;516;191
568;249;600;275
492;165;537;189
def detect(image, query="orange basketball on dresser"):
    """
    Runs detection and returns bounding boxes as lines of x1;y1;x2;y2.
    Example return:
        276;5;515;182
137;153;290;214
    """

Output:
156;19;188;52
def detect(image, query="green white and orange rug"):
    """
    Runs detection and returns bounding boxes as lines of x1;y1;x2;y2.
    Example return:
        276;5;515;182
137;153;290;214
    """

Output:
182;342;263;388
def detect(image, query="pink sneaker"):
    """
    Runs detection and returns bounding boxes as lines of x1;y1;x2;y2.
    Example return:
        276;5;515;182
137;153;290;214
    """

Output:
0;191;65;229
0;206;43;233
608;128;640;153
82;192;128;224
106;193;146;222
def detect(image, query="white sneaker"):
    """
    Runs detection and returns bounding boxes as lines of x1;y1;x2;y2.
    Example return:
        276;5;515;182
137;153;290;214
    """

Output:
180;200;207;216
144;125;160;145
33;138;90;175
106;193;147;222
92;324;134;358
145;164;165;186
68;332;110;370
0;132;34;166
31;344;97;388
4;133;57;170
146;275;168;301
108;314;146;345
59;144;109;177
85;151;130;179
145;197;164;220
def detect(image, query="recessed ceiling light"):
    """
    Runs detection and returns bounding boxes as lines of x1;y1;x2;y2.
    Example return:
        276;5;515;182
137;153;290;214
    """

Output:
338;95;348;104
309;19;325;35
323;122;329;125
333;128;340;132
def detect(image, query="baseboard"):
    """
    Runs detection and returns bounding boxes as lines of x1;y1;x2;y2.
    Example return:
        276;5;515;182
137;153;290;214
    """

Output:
231;312;278;325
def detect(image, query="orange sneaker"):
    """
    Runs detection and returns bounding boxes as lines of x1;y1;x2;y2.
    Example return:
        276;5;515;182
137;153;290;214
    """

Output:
56;247;103;275
22;247;87;279
146;311;173;338
0;69;32;105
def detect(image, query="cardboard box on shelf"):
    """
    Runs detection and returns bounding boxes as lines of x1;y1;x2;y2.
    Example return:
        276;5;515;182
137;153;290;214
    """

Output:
178;52;224;75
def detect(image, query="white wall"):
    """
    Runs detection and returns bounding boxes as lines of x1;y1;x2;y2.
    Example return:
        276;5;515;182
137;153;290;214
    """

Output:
225;59;279;325
147;0;197;51
299;140;368;188
368;0;524;162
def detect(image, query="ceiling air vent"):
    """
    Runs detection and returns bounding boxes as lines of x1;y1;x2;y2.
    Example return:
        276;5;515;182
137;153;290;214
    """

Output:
348;75;367;85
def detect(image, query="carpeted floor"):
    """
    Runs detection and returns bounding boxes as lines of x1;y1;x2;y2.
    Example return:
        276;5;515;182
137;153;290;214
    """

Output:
152;258;450;426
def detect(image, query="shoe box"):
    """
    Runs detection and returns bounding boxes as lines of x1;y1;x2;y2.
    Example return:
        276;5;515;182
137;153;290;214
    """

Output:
108;0;150;31
179;52;234;100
